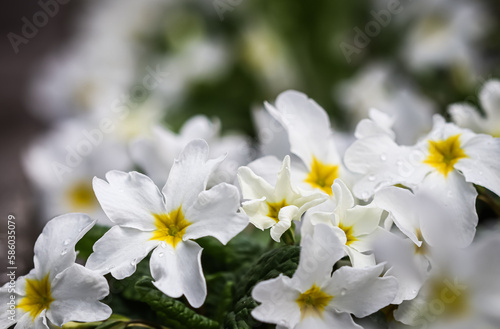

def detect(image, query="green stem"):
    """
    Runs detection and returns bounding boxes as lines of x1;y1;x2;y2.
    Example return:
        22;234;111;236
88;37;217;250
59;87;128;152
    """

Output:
282;223;296;246
477;186;500;219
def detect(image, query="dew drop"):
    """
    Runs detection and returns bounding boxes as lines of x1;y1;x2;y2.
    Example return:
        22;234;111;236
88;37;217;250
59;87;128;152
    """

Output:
60;248;68;256
380;154;387;161
158;252;164;258
63;239;71;246
361;191;369;200
340;288;347;296
368;175;376;181
396;160;403;166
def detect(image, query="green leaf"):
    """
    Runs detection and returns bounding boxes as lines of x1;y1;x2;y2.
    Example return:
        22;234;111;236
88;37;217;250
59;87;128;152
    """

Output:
135;277;220;329
224;245;300;329
75;225;110;260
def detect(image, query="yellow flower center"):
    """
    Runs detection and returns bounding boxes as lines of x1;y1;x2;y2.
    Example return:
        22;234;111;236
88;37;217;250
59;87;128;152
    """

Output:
67;181;97;211
17;274;54;320
414;229;427;255
423;134;468;177
427;277;469;320
296;284;333;319
338;222;357;246
267;200;288;223
150;208;191;248
304;157;339;196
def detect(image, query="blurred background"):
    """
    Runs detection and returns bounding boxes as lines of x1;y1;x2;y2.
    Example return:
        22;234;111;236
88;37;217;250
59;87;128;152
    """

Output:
1;0;500;279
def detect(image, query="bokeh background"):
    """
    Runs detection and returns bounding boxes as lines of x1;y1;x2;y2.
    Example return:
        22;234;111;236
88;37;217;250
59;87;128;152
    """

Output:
1;0;500;280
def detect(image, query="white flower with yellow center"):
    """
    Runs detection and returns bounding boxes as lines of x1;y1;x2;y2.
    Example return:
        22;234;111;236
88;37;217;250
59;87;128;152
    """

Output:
238;155;327;242
0;214;111;329
265;91;352;196
394;234;500;328
86;139;248;308
308;180;384;267
251;224;398;329
449;79;500;138
345;115;500;246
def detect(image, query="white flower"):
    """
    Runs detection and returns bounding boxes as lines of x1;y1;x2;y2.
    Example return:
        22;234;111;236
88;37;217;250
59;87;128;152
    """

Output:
335;63;436;145
394;234;500;328
265;90;353;196
22;119;133;226
0;214;111;329
345;115;500;246
86;139;248;308
251;224;398;329
130;115;251;186
238;155;327;242
449;79;500;137
308;180;384;267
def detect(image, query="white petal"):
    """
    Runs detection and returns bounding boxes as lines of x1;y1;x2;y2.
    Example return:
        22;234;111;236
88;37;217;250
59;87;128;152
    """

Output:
354;108;396;140
345;247;376;268
241;198;277;230
49;264;111;326
274;156;296;201
34;213;95;281
344;135;427;200
237;166;275;200
86;226;158;279
150;240;206;308
418;171;478;248
296;310;362;329
265;90;339;165
294;224;345;290
0;285;17;329
251;274;301;329
332;180;355;216
456;134;500;196
374;187;422;246
93;171;165;230
184;183;248;245
325;264;398;318
163;139;224;211
270;206;298;242
448;103;485;133
245;155;283;186
14;313;47;329
180;115;220;140
345;204;383;237
479;79;500;122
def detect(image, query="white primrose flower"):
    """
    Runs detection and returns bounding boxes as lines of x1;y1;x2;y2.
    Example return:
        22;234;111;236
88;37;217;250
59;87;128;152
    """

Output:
238;155;327;242
394;234;500;329
449;79;500;137
130;115;251;186
86;139;248;308
22;119;133;226
0;214;111;329
345;115;500;246
308;180;384;267
251;224;399;329
265;90;353;196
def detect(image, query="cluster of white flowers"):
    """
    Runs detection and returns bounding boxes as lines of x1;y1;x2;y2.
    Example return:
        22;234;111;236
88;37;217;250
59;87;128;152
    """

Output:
4;80;500;329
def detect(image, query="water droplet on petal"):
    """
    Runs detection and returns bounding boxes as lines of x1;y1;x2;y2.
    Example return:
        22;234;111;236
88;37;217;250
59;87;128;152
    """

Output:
61;248;68;255
396;160;403;166
63;239;71;246
340;288;347;296
368;175;376;181
361;191;369;200
158;252;164;258
380;154;387;161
